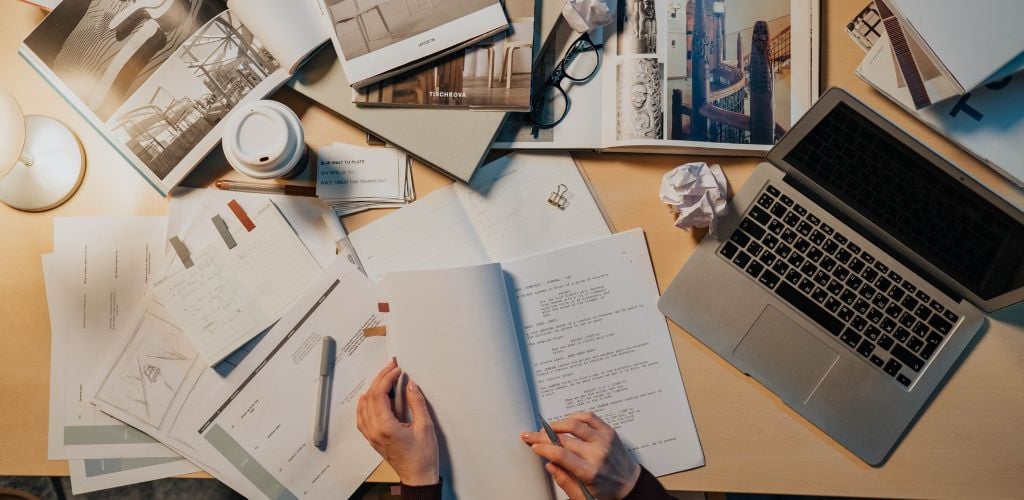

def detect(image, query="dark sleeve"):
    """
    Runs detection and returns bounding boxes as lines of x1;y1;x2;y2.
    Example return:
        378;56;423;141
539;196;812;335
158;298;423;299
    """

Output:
623;466;673;500
400;479;443;500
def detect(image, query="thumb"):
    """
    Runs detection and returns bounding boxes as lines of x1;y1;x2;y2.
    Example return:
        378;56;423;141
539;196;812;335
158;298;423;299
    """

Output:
545;462;584;500
406;379;433;429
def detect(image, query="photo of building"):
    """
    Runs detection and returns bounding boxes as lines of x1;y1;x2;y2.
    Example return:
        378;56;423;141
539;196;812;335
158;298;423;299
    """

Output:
666;0;792;145
106;10;279;179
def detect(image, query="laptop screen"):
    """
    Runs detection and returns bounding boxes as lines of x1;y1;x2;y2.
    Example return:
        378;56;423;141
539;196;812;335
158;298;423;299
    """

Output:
782;102;1024;300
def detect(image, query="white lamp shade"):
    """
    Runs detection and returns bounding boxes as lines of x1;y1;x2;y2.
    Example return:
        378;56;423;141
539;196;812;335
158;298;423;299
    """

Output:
0;88;26;177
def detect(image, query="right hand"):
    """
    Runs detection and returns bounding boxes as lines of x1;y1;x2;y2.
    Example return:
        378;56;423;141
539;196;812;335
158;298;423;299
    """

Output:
356;358;439;486
521;412;641;500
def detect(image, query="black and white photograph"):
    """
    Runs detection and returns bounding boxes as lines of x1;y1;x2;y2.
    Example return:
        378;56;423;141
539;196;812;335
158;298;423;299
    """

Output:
617;0;658;54
23;0;224;121
324;0;500;60
665;0;793;145
105;10;279;180
617;57;664;139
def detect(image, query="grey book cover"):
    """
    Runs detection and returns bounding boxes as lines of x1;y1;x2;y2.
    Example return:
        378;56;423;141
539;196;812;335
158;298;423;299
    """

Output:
287;0;566;182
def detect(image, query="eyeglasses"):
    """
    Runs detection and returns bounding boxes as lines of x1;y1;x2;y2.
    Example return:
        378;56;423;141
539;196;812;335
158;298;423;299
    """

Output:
529;33;603;131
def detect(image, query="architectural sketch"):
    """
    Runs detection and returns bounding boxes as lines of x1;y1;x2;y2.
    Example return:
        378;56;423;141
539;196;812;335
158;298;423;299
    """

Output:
618;0;658;54
105;10;279;179
23;0;223;121
617;58;664;140
95;306;199;428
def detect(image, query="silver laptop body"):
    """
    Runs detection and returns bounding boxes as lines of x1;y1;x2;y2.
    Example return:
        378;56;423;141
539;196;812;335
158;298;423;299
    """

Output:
659;88;1024;465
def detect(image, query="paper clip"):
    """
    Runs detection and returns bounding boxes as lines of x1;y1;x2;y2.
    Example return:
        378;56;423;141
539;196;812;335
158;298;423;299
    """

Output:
547;184;569;210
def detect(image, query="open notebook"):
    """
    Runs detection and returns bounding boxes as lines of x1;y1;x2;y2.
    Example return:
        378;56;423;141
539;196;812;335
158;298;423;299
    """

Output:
20;0;329;195
381;230;705;499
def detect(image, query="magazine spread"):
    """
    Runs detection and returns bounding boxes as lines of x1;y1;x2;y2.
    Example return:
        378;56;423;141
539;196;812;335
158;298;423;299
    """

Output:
494;0;819;154
352;0;537;111
317;0;509;89
19;0;328;196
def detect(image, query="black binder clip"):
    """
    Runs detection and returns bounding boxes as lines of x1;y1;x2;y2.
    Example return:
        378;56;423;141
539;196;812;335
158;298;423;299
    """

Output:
547;184;569;210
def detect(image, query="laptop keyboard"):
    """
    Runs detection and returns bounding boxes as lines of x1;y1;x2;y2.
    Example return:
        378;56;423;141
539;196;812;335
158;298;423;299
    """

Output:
718;184;961;389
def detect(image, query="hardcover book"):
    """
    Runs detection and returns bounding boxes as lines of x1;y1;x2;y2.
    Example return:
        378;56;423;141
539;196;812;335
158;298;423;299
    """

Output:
494;0;821;157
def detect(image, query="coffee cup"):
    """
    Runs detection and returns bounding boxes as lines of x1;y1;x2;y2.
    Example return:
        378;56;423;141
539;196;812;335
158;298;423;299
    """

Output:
222;100;308;179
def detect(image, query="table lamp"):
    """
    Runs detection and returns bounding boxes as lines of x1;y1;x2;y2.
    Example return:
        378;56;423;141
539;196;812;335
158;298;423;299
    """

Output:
0;88;84;211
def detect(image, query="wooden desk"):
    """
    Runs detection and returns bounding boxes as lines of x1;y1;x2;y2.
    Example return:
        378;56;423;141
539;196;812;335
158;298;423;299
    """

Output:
2;2;1022;498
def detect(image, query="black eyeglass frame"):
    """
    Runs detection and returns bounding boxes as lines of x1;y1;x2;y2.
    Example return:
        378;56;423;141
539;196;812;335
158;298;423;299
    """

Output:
529;32;603;130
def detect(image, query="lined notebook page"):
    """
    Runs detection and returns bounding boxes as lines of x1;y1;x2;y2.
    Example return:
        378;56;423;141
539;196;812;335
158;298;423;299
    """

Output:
155;201;321;365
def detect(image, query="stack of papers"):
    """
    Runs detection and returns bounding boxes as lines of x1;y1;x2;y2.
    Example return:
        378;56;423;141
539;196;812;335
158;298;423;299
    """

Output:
848;2;1024;187
316;143;415;216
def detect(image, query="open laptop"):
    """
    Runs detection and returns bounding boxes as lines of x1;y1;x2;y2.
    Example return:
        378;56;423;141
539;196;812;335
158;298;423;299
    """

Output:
658;88;1024;465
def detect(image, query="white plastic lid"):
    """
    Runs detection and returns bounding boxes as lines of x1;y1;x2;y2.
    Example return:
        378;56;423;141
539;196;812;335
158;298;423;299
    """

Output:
222;100;304;179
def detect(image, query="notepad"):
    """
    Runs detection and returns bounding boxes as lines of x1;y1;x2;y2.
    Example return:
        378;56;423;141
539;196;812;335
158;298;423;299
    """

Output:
154;201;321;365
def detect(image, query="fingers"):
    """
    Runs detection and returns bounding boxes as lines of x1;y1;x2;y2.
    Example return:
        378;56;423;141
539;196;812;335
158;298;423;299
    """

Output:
367;366;402;423
567;411;613;434
520;431;551;445
545;462;584;500
405;379;434;430
550;418;598;442
528;442;589;478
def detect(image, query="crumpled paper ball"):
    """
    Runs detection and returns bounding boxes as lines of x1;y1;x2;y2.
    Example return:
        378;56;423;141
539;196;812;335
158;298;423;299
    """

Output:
659;162;729;234
562;0;613;32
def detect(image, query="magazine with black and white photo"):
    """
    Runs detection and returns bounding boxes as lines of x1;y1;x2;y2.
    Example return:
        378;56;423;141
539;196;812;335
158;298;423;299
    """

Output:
494;0;820;156
20;0;329;196
351;0;537;111
317;0;509;89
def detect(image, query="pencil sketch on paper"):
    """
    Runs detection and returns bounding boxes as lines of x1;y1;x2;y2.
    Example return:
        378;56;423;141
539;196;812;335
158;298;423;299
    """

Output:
95;306;199;428
617;58;664;140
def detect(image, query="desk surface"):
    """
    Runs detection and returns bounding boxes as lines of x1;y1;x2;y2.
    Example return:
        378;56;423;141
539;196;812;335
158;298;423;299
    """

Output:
2;2;1023;498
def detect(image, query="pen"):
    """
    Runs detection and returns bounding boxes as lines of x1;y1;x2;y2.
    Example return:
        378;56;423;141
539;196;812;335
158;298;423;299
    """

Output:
215;179;317;197
538;415;596;500
322;212;366;274
314;336;335;449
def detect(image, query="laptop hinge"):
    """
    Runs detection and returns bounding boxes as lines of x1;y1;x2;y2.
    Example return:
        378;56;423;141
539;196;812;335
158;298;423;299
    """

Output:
782;174;964;303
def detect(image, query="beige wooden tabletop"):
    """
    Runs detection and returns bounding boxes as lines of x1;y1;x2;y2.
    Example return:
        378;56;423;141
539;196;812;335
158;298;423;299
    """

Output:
2;1;1023;498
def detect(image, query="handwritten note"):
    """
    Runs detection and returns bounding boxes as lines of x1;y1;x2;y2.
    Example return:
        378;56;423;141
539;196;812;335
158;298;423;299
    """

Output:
154;201;321;365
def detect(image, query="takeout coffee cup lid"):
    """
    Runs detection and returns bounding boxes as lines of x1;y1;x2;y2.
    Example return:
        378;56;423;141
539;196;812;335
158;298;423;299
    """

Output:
222;100;305;179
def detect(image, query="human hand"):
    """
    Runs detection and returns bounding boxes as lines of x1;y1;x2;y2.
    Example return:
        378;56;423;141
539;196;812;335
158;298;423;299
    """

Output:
522;412;641;500
356;358;439;486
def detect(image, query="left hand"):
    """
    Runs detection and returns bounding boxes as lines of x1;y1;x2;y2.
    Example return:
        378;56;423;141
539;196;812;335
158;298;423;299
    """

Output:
356;358;439;486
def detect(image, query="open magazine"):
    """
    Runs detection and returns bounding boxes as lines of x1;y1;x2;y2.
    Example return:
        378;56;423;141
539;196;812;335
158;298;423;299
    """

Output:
318;0;509;89
495;0;819;156
351;0;538;111
19;0;329;196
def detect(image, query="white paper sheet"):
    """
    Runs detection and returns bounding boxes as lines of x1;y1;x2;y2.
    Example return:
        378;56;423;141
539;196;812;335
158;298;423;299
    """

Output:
504;230;705;476
350;153;611;281
68;457;199;495
43;218;181;459
378;230;704;497
383;264;553;500
195;261;387;500
154;201;321;365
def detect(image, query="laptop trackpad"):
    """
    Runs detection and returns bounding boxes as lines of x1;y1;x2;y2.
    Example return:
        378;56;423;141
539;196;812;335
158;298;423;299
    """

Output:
733;305;839;404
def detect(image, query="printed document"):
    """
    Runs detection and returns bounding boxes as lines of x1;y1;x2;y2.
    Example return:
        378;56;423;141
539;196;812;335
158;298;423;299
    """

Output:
382;230;704;499
195;262;388;500
43;217;180;459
